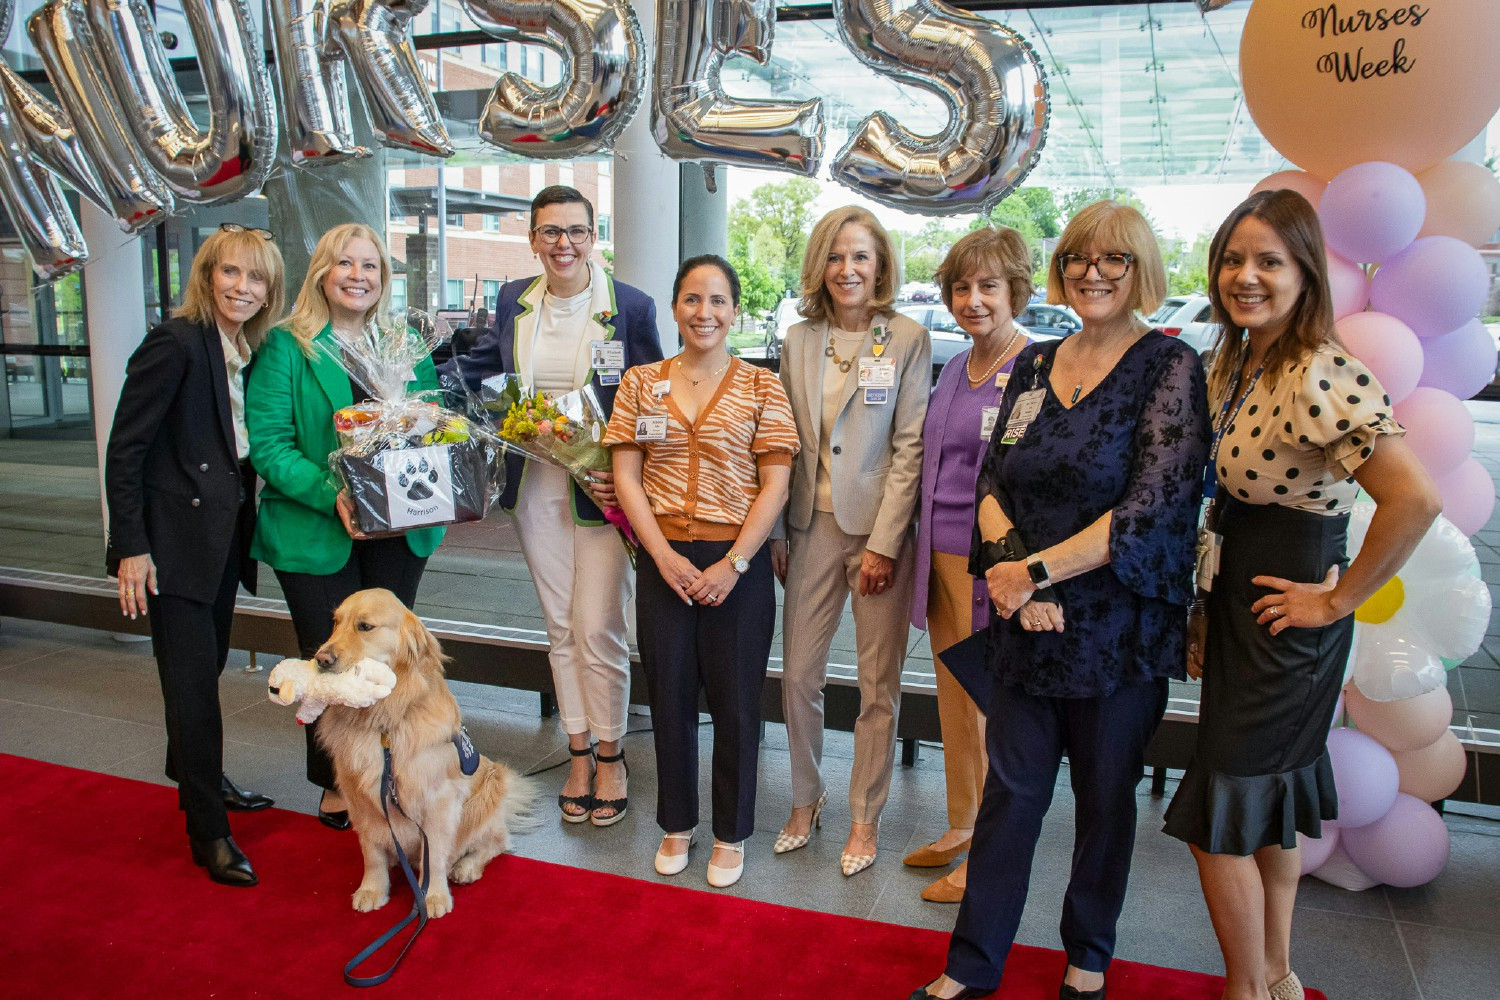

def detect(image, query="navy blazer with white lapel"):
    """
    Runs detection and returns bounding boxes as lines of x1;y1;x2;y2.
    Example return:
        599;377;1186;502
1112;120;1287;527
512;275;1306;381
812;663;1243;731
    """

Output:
442;271;662;524
779;311;930;558
104;316;258;598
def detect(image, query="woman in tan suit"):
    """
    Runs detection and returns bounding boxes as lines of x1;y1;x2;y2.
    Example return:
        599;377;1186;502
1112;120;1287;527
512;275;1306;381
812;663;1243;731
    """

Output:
769;206;930;876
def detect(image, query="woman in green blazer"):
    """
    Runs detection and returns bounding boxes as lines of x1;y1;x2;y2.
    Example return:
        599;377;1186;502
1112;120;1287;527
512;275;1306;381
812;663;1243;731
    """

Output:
246;222;444;827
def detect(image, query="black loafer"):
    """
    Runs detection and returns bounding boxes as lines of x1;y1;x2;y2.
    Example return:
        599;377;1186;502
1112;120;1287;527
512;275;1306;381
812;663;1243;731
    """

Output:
221;774;274;811
1060;984;1105;1000
318;808;352;831
190;835;258;887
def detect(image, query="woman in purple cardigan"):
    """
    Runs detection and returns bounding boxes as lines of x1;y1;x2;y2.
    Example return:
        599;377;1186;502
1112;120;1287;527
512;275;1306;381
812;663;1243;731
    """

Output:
905;227;1035;903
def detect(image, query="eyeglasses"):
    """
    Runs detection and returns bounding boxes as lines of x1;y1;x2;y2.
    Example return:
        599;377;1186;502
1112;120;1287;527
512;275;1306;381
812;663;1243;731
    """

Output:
1058;253;1134;280
531;225;594;245
219;222;274;241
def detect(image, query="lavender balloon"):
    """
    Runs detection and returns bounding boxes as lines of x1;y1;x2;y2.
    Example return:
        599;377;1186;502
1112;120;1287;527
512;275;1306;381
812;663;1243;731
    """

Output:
1319;162;1425;264
1341;793;1451;888
1327;727;1399;829
1418;319;1497;401
1369;237;1489;339
1395;387;1474;479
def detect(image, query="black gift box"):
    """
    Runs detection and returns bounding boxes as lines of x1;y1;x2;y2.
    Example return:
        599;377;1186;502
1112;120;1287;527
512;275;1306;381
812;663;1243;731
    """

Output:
338;438;494;535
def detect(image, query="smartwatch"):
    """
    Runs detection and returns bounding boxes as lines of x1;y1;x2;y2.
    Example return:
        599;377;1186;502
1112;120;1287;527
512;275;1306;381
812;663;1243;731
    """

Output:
1026;554;1052;589
727;551;750;574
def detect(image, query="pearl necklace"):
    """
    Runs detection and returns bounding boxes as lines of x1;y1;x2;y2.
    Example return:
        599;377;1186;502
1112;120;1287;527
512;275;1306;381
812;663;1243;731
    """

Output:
966;325;1022;386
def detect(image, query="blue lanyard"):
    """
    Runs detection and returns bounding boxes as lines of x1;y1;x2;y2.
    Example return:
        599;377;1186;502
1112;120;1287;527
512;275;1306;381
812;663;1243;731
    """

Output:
1204;364;1262;500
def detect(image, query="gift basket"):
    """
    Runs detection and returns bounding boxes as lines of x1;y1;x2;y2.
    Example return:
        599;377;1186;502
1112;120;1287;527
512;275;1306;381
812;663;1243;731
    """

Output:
325;314;504;535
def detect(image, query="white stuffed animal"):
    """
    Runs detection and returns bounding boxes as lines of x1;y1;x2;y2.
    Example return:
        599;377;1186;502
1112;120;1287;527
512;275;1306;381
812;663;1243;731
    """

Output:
267;657;397;724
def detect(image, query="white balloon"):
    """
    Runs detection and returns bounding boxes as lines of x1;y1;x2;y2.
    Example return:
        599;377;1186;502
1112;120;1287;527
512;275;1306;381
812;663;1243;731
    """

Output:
1350;626;1446;702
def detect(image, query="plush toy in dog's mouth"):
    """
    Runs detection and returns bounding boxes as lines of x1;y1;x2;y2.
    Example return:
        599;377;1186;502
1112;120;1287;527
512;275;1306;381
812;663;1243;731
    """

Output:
267;658;398;724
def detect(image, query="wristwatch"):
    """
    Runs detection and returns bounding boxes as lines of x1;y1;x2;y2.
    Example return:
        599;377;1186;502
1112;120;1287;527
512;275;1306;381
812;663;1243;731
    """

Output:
727;551;750;574
1026;554;1052;589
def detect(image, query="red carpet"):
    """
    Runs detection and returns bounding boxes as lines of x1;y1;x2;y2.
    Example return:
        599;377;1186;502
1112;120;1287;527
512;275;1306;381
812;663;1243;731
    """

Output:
0;754;1320;999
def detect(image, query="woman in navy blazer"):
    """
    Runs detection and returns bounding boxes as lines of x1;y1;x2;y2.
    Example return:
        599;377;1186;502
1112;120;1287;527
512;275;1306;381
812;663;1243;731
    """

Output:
443;186;662;827
905;228;1035;904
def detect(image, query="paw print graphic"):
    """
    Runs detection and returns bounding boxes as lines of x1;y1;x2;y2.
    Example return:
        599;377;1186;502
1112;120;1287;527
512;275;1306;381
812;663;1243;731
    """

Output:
418;457;437;484
404;456;436;501
396;459;417;489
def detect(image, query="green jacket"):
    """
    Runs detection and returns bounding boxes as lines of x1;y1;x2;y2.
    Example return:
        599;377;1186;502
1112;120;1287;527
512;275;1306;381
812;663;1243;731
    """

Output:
246;324;445;574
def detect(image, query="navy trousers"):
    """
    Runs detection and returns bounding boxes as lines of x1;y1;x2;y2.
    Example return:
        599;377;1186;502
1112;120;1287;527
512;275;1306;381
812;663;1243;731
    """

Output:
635;538;774;843
945;677;1169;989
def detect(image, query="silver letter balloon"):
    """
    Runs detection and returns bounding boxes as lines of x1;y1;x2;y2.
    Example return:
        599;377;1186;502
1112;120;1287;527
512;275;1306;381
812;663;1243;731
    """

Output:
830;0;1049;216
653;0;823;176
463;0;645;158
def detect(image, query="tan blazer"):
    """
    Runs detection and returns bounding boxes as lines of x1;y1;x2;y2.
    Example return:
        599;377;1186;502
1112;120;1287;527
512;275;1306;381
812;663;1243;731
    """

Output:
779;311;930;558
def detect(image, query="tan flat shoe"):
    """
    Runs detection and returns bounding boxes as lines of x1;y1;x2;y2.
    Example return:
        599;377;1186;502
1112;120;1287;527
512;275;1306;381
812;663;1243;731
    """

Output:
1269;971;1304;1000
919;872;966;903
902;837;972;868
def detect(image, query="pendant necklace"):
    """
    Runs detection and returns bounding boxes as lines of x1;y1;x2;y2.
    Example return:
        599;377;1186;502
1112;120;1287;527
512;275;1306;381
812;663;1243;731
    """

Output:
675;355;730;387
826;323;887;373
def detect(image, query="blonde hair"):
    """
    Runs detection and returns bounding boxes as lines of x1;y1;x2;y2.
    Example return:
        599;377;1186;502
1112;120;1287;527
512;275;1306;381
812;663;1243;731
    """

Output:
1045;201;1166;317
175;228;286;350
797;206;899;325
283;223;393;355
935;226;1034;317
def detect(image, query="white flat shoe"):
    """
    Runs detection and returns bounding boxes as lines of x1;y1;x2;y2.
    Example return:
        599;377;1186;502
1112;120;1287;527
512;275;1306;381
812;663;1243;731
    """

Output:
654;830;695;876
706;841;745;888
773;791;827;855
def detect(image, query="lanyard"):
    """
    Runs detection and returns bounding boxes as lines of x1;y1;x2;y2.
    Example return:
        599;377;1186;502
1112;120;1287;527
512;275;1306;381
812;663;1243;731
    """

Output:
1204;364;1262;500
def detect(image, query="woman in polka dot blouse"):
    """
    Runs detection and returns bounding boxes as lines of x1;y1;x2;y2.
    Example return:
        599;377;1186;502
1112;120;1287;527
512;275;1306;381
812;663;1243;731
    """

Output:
1163;189;1440;1000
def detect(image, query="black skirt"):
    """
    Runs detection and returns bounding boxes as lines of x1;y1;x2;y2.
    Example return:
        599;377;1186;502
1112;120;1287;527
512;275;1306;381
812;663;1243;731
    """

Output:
1163;498;1347;855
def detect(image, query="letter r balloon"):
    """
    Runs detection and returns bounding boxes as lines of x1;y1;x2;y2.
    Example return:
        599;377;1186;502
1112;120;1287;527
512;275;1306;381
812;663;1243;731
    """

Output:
830;0;1049;216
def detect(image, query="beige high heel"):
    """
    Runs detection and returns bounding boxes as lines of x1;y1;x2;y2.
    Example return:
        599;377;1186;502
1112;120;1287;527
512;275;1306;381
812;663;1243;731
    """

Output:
773;791;827;854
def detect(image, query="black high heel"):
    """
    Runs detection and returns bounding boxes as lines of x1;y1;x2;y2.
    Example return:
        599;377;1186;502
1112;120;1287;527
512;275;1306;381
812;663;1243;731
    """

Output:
1059;983;1105;1000
558;745;595;823
589;749;629;827
906;984;993;1000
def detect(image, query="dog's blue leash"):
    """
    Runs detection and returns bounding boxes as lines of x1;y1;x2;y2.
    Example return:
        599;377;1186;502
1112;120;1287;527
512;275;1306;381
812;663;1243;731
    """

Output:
344;734;430;988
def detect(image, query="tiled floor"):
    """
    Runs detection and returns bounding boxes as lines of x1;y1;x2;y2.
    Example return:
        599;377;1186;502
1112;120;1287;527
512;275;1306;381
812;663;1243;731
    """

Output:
2;406;1499;997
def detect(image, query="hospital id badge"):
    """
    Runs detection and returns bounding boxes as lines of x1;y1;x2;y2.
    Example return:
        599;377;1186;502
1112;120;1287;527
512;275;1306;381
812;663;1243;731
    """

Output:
857;357;896;389
1195;526;1222;592
980;405;1001;440
999;389;1045;445
591;340;625;372
635;415;668;442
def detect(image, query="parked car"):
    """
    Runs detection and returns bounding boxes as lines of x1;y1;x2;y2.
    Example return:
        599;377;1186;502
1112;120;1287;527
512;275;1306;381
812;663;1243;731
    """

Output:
1147;294;1218;354
1016;303;1082;341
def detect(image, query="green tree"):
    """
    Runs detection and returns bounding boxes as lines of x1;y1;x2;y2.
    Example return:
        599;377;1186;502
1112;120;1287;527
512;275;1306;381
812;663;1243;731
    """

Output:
1059;187;1153;227
727;177;821;293
1162;230;1212;296
728;225;785;321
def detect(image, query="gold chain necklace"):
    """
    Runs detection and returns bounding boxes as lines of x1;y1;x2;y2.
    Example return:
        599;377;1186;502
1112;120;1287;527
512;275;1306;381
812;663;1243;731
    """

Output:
675;355;730;387
966;326;1022;386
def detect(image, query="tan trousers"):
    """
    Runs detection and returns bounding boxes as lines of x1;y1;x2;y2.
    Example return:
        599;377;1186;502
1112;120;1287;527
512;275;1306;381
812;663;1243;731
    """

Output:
927;550;988;830
781;511;915;825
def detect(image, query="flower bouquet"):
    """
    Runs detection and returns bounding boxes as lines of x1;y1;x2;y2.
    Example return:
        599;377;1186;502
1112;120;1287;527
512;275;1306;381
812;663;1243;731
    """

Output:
323;313;504;535
480;373;638;551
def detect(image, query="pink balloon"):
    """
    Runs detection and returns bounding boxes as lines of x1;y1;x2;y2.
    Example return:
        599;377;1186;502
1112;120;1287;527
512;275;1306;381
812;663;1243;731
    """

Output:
1418;160;1500;247
1298;826;1340;876
1345;684;1454;754
1393;731;1469;803
1369;237;1489;339
1310;841;1380;891
1326;727;1399;828
1251;169;1327;209
1319;162;1425;264
1418;320;1498;401
1341;793;1451;888
1335;312;1423;404
1394;387;1475;478
1434;458;1498;537
1327;253;1370;321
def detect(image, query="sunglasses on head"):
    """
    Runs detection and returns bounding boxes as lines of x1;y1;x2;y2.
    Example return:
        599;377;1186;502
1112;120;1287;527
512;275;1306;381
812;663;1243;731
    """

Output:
219;222;274;241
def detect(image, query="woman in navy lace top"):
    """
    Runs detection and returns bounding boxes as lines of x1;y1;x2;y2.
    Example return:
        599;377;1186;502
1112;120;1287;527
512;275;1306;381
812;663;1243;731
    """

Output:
910;201;1210;1000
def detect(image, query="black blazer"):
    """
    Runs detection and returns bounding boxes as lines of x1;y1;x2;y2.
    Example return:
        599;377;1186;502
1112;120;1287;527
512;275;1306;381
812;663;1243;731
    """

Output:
105;316;258;599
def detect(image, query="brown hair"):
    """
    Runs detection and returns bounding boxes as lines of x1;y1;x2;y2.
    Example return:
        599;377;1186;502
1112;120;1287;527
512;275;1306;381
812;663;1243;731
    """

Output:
175;228;286;350
1045;200;1166;317
935;226;1034;317
1204;189;1339;402
796;206;898;325
283;223;393;356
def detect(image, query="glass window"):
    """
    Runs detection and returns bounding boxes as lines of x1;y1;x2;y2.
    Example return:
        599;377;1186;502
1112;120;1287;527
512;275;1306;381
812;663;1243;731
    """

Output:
446;278;465;309
483;214;501;233
597;213;612;242
482;280;501;309
390;277;407;315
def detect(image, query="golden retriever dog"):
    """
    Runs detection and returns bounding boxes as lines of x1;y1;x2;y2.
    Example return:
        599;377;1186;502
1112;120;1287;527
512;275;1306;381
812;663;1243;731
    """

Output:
314;588;535;917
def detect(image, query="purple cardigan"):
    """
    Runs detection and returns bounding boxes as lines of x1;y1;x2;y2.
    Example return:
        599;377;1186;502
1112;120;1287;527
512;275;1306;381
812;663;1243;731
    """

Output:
911;347;1019;633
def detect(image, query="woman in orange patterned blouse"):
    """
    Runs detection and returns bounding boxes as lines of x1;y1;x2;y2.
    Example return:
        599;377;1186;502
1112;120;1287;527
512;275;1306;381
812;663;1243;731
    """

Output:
606;255;799;889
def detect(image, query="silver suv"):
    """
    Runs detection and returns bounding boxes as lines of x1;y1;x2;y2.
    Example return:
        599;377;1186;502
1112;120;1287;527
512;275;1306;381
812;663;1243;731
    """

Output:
1147;294;1218;354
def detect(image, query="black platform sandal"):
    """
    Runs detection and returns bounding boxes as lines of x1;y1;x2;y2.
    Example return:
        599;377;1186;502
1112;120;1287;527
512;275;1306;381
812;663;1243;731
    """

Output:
558;745;595;824
590;749;629;827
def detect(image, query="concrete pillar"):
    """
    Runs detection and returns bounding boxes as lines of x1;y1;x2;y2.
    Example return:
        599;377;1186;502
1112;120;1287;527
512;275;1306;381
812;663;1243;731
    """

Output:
82;204;147;529
611;0;679;350
679;163;728;260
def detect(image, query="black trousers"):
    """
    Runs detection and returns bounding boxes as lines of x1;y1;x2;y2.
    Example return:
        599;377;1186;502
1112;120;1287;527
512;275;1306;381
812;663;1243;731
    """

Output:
149;518;245;842
946;677;1169;989
636;538;774;843
275;536;428;791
